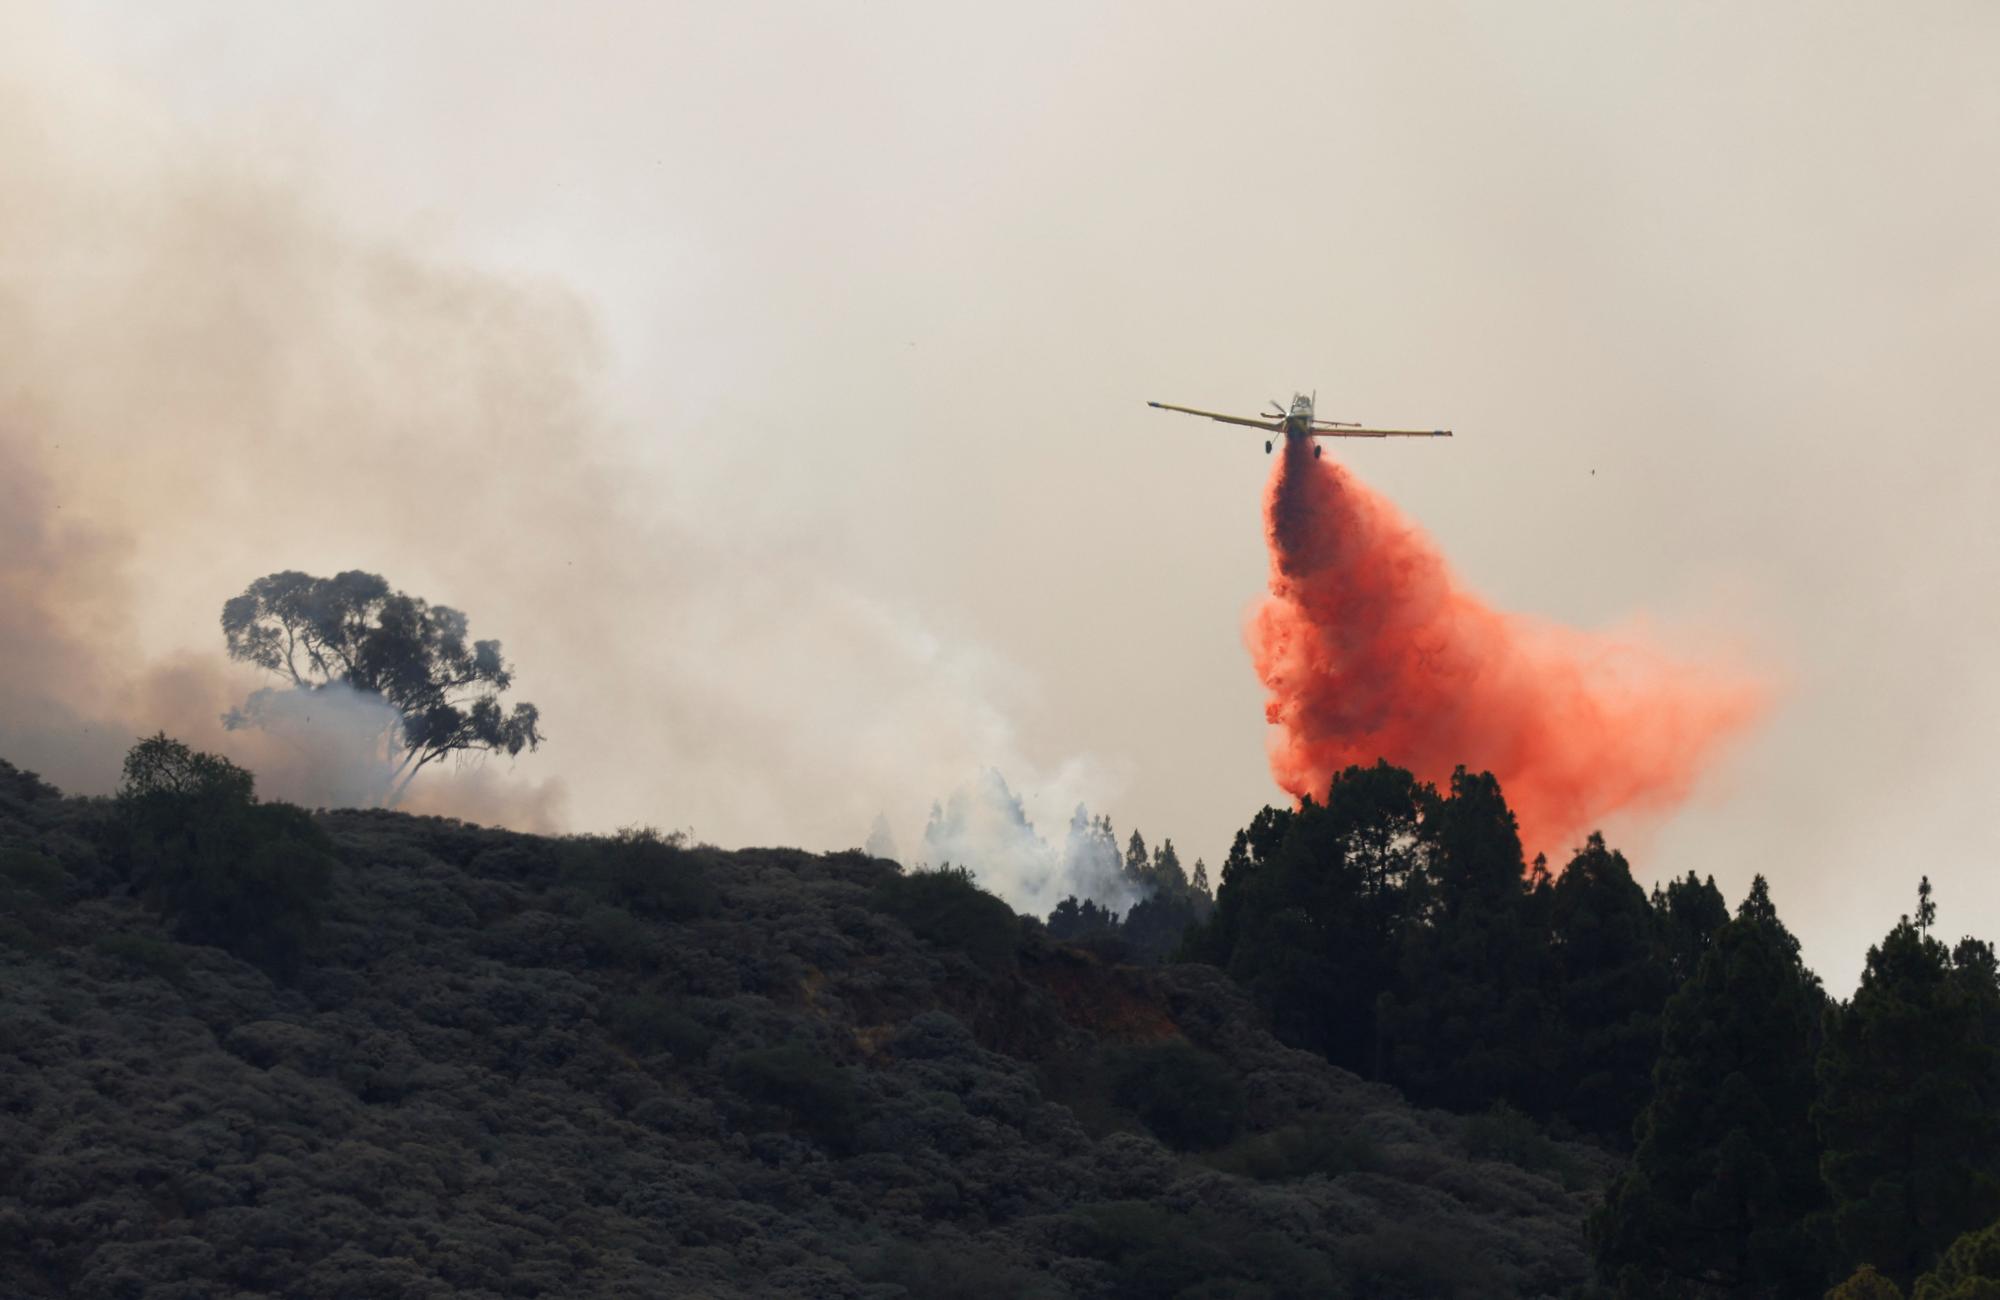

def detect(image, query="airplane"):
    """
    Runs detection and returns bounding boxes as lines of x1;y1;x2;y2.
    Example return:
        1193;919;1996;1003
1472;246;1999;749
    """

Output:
1147;391;1451;456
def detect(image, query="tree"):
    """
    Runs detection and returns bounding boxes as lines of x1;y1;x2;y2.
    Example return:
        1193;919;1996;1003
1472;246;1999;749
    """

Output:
222;570;541;802
1187;857;1214;925
1047;895;1121;942
1834;1215;2000;1300
1189;763;1428;1073
1546;833;1674;1139
1816;916;2000;1286
1590;876;1828;1297
1828;1267;1906;1300
1150;838;1187;897
1121;892;1201;965
1123;830;1149;888
1654;870;1730;986
116;734;333;977
1378;768;1554;1115
1109;1041;1245;1151
1912;1216;2000;1299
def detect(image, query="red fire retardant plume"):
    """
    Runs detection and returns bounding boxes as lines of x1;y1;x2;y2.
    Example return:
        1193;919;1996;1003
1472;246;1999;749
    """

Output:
1251;439;1765;864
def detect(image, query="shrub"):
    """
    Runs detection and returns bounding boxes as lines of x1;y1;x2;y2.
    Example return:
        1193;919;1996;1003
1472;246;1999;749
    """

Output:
116;734;333;978
1343;1224;1487;1299
1108;1040;1245;1151
1072;1202;1233;1300
863;1239;1059;1300
603;994;715;1063
1070;1201;1337;1300
1206;1121;1384;1182
578;904;657;968
0;846;70;950
561;826;714;921
1461;1102;1576;1183
0;916;53;954
0;758;58;809
0;846;67;901
871;865;1020;972
723;1041;861;1153
94;932;190;984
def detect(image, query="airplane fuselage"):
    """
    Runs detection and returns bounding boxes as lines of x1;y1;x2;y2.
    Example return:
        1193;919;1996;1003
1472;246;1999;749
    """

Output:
1281;393;1314;441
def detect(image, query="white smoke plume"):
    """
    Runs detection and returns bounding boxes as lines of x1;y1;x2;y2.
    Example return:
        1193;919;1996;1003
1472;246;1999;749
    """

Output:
916;769;1150;920
0;15;1117;850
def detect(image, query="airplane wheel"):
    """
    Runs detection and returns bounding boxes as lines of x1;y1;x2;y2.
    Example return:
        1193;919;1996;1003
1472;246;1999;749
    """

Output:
1314;444;1323;459
1264;441;1272;454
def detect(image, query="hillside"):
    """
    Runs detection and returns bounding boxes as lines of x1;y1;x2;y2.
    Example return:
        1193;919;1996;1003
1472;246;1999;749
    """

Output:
0;757;1612;1298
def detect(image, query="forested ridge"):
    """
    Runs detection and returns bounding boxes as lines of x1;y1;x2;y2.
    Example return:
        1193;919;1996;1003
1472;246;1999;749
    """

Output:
3;745;1999;1297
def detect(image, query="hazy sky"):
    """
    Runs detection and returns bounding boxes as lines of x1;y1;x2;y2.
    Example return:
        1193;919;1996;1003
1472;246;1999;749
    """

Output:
6;2;1996;992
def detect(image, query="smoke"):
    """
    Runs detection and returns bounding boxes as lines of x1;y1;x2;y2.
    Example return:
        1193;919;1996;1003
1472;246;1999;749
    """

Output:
0;18;1109;846
1252;439;1766;862
916;770;1146;918
863;813;901;862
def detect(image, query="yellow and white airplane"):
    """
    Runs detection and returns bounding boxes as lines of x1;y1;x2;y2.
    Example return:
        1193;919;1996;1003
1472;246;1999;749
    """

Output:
1148;392;1451;457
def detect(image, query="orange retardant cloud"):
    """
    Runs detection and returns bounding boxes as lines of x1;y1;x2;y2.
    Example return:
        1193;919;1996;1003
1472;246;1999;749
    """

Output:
1250;438;1766;865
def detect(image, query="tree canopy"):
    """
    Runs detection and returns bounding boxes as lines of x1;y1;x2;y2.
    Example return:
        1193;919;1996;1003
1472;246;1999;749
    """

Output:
1591;875;1828;1296
222;569;542;801
1816;912;2000;1285
1186;763;1698;1140
115;733;333;977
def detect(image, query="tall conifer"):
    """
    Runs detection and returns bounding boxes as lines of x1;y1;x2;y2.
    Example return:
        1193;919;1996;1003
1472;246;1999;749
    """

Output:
1816;911;2000;1285
1591;876;1827;1296
1548;834;1672;1138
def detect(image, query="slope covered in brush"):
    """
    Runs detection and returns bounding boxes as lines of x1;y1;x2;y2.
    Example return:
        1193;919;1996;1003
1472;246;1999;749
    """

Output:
0;756;1609;1298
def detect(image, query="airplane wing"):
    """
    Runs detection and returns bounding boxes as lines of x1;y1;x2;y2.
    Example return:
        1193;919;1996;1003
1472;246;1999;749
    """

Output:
1147;401;1282;431
1311;426;1452;438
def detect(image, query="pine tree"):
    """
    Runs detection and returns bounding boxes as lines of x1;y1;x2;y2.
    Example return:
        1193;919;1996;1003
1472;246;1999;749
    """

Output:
1124;830;1150;888
1654;870;1730;986
1151;839;1188;896
1816;913;2000;1285
1196;765;1425;1071
1591;876;1828;1296
1178;809;1290;967
1378;768;1553;1114
1547;833;1674;1138
1188;858;1214;924
1047;896;1121;942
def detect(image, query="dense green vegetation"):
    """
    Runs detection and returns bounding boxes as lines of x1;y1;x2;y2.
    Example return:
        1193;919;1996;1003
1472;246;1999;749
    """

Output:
114;733;336;978
1180;763;1691;1141
7;738;2000;1297
1163;760;2000;1297
0;746;1606;1299
1044;830;1215;966
1590;877;1827;1294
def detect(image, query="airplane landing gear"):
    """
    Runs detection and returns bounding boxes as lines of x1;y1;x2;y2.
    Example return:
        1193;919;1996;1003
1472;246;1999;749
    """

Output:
1264;440;1272;454
1314;443;1323;459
